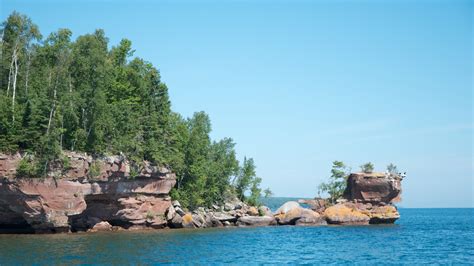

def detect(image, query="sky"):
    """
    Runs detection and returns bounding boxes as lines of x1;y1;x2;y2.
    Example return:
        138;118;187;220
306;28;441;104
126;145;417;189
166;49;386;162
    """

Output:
1;0;472;207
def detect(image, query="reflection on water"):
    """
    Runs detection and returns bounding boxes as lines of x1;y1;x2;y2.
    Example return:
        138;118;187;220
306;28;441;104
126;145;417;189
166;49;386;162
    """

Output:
0;209;473;264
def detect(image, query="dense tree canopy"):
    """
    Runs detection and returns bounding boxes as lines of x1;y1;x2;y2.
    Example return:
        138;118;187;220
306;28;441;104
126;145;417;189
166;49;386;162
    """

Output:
0;12;264;209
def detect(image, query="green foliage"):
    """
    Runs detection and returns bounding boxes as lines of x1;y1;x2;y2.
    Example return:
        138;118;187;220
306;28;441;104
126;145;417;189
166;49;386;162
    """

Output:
263;188;273;198
387;163;398;175
89;161;101;178
235;157;256;201
318;161;349;204
16;157;38;178
233;157;263;206
360;162;374;173
0;12;264;210
247;177;262;206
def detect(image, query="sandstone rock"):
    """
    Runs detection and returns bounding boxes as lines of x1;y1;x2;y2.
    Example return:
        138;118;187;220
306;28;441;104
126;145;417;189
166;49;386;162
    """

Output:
276;207;304;225
204;214;223;227
0;152;176;233
366;205;400;224
169;215;183;228
166;206;176;221
212;212;238;223
298;199;328;213
182;213;195;228
237;216;276;227
258;206;272;217
90;221;112;232
148;216;167;229
192;213;205;228
0;153;21;178
274;201;301;215
295;209;327;226
247;206;259;216
344;172;402;204
172;200;181;208
324;204;370;225
224;202;235;211
174;206;186;217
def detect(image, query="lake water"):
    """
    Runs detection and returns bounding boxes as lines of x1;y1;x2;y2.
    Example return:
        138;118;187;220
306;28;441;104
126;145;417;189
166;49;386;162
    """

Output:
0;202;472;264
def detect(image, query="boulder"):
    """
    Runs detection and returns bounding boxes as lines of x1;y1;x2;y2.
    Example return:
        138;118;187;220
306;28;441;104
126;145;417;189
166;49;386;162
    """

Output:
258;206;272;217
274;201;301;215
192;213;206;228
169;214;183;228
89;221;112;232
275;207;304;225
182;213;195;228
166;206;176;221
172;200;181;208
247;206;259;216
224;202;235;211
324;203;370;225
204;214;223;227
237;216;276;227
295;209;327;226
212;212;238;223
174;206;186;217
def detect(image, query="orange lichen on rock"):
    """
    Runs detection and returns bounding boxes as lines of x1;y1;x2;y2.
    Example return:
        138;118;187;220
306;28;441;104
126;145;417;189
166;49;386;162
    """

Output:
324;204;370;225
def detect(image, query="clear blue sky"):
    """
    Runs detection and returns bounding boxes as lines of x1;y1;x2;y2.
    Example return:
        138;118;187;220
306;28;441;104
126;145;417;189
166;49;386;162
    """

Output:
2;0;472;207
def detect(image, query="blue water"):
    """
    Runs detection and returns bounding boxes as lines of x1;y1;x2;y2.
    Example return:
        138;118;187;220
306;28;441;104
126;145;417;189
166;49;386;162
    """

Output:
0;208;473;264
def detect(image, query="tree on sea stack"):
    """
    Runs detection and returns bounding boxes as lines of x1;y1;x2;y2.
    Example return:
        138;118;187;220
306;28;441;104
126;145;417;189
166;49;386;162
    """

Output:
360;162;374;173
387;163;398;175
318;161;350;204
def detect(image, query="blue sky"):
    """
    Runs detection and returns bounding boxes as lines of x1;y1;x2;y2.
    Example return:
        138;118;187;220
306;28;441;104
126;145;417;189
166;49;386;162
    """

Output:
2;0;472;207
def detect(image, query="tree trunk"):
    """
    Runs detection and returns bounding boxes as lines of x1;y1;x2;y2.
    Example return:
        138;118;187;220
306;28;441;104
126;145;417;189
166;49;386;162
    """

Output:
12;50;18;122
25;52;31;95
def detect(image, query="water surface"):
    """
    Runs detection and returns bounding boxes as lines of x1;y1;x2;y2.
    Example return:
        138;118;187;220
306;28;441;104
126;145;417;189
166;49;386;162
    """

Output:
0;208;472;264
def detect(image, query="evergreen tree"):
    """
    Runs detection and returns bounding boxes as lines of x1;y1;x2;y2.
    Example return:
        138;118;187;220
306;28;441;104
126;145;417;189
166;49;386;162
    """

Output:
0;12;264;209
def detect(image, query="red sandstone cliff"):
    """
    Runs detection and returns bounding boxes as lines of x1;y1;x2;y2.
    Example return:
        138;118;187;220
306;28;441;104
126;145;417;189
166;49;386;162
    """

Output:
0;152;176;233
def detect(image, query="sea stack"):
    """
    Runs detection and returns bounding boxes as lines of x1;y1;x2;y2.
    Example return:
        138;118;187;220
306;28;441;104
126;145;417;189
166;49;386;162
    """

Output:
323;172;402;225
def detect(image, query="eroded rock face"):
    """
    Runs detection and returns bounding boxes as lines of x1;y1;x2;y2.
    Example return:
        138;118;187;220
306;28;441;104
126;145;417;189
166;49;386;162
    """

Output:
0;152;176;233
344;172;402;204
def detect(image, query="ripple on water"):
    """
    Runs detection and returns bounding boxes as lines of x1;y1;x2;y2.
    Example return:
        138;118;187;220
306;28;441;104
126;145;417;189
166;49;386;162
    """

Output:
0;209;473;264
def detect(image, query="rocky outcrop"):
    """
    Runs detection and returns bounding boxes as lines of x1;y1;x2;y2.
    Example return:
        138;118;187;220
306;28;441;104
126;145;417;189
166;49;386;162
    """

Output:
0;152;176;233
324;202;400;225
344;172;402;203
0;153;403;233
320;172;403;225
274;201;327;226
324;203;371;225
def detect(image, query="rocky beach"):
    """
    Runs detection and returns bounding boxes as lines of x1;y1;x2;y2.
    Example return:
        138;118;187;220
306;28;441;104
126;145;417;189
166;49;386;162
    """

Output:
0;152;403;233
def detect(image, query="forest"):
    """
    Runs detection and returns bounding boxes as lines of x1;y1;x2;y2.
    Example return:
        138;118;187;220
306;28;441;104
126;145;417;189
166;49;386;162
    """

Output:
0;11;266;209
